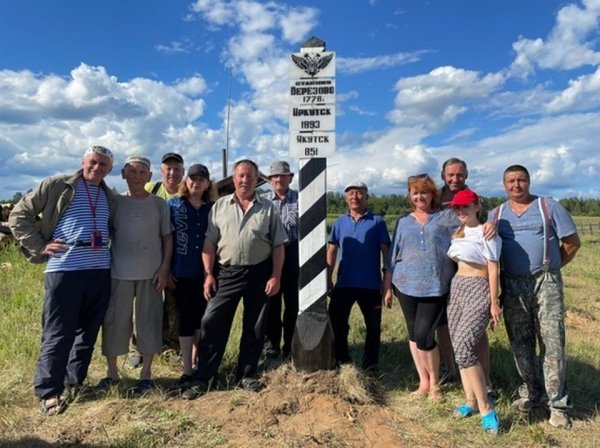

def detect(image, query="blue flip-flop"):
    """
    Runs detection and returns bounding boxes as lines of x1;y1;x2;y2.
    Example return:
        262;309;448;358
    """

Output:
453;403;478;418
481;409;500;435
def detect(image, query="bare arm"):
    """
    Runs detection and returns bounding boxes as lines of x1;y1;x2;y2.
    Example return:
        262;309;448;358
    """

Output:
487;260;501;331
326;243;338;294
153;233;173;292
265;243;285;296
202;239;218;300
380;244;392;308
560;233;581;267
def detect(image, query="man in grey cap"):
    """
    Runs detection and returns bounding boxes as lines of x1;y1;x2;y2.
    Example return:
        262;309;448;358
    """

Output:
326;181;390;372
97;154;172;395
130;151;185;361
9;145;115;415
262;160;299;360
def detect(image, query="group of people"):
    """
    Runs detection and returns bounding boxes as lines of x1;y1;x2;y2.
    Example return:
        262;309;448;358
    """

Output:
9;148;580;435
326;158;580;434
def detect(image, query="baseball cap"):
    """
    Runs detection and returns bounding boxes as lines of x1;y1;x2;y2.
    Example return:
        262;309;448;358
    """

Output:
161;152;184;164
123;154;151;169
269;160;293;177
187;163;210;179
449;189;479;207
344;181;368;193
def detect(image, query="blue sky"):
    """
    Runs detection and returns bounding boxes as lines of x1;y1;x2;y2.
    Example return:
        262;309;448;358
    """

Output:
1;0;600;199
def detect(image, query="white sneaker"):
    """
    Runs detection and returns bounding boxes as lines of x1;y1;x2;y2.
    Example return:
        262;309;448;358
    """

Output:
549;409;571;429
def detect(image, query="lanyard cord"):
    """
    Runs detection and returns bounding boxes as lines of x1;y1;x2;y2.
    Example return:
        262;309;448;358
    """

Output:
82;180;101;231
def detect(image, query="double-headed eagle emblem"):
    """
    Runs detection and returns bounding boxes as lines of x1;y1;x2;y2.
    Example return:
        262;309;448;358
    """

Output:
292;53;334;77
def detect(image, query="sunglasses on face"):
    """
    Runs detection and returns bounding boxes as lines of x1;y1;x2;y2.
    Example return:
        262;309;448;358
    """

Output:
408;173;430;182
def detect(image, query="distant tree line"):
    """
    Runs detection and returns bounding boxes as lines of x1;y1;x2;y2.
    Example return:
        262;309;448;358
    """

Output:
326;192;600;217
3;191;600;217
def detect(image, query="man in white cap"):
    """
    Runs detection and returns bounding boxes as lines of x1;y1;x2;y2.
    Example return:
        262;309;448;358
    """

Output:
97;155;172;395
9;145;115;415
327;181;390;373
262;160;299;360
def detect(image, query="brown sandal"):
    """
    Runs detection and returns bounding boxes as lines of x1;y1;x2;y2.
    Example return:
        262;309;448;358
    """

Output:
40;396;64;416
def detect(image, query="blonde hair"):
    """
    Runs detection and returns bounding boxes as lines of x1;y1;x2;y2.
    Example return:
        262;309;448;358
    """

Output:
407;174;441;210
177;178;219;203
451;202;482;240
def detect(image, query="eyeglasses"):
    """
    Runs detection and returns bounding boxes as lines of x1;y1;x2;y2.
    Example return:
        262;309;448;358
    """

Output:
408;173;430;182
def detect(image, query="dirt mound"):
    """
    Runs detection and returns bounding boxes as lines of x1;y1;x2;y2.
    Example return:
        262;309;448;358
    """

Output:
177;364;412;447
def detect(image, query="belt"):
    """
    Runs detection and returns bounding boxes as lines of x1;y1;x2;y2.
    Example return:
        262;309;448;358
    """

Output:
69;241;108;247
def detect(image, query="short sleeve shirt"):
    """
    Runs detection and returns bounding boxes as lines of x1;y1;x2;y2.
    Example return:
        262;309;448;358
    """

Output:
111;194;172;280
168;197;212;279
489;197;577;275
447;225;502;266
205;193;288;266
329;211;390;290
262;189;299;242
145;181;177;200
389;209;458;297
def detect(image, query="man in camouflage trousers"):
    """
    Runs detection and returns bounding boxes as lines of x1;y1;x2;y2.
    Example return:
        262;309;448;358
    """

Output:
489;165;580;429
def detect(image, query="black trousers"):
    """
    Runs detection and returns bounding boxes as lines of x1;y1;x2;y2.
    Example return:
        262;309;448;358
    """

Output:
328;287;382;371
264;241;299;357
196;259;271;383
35;269;111;399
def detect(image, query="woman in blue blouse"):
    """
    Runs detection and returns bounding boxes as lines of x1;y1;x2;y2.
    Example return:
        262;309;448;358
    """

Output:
168;164;217;390
383;174;457;401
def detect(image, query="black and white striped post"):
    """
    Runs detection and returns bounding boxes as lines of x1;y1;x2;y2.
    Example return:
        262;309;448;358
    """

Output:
289;37;336;371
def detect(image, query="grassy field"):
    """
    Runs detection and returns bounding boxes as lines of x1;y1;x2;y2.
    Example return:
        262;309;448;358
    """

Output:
1;224;599;447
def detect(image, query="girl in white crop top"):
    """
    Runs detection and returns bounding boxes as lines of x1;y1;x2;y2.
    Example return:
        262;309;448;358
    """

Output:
446;189;502;435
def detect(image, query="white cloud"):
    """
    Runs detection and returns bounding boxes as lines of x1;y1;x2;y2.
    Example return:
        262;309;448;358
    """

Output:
174;75;208;97
155;38;195;54
547;66;600;112
337;51;427;74
387;66;505;131
228;32;276;62
279;7;320;44
437;112;600;197
510;0;600;77
189;0;234;26
0;64;214;196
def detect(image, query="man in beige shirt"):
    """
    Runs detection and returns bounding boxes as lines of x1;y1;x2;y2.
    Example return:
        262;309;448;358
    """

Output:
182;159;287;398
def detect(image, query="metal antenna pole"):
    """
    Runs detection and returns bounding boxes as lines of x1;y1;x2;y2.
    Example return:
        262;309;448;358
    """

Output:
223;68;232;178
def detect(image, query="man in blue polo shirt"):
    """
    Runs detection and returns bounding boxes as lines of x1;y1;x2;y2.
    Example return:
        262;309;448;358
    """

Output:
327;181;390;372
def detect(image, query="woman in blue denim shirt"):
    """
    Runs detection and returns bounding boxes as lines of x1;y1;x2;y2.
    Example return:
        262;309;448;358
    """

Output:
383;174;457;401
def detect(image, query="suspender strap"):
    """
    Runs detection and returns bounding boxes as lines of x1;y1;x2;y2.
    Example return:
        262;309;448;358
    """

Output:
493;203;505;224
151;181;162;195
538;197;552;270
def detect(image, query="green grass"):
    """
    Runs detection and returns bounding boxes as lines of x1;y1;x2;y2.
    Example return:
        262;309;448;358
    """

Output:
1;227;600;447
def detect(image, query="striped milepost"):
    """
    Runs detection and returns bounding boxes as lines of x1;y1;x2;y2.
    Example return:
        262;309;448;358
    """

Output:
290;36;335;371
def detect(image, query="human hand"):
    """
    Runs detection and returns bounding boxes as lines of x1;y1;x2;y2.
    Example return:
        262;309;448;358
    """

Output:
482;221;497;240
41;239;69;258
265;276;281;297
204;274;217;301
489;304;502;331
153;266;170;293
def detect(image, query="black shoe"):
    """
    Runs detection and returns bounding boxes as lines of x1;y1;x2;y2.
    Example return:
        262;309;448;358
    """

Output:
240;377;262;392
134;379;154;395
95;377;119;391
263;348;280;359
167;374;195;397
181;380;208;400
